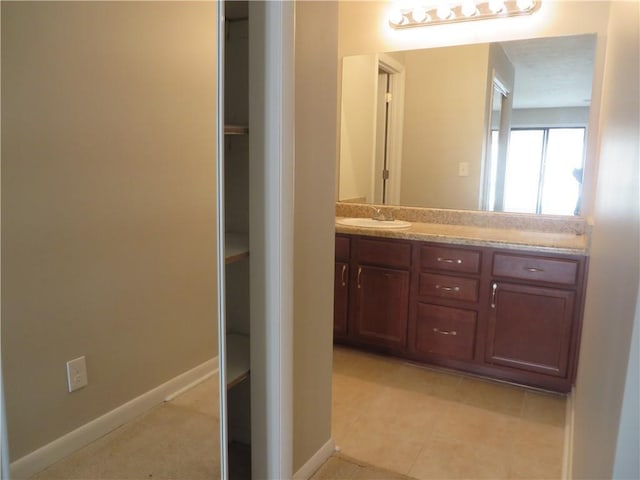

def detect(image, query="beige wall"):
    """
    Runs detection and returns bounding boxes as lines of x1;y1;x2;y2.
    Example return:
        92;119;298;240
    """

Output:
572;2;639;477
399;45;489;209
1;1;218;461
339;54;378;203
294;1;338;472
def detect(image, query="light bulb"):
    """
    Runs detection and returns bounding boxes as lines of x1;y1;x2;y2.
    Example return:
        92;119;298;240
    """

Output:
488;0;505;13
412;7;428;23
388;10;405;26
436;4;453;19
516;0;535;11
461;0;478;17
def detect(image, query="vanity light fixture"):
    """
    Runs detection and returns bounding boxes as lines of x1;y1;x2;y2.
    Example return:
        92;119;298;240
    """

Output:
389;0;540;29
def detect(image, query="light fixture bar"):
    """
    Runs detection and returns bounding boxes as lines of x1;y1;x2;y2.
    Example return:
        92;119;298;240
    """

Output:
389;0;540;29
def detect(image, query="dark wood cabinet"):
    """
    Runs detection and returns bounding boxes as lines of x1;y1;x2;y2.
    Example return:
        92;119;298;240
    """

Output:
334;261;349;338
349;237;411;351
486;282;575;377
351;264;410;350
409;244;483;364
334;236;411;352
333;233;588;393
334;236;350;339
486;251;584;384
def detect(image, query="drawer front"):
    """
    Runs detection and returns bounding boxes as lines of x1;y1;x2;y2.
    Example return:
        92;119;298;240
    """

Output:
420;245;481;274
418;273;479;302
413;303;477;361
335;236;350;262
355;238;411;269
493;253;579;285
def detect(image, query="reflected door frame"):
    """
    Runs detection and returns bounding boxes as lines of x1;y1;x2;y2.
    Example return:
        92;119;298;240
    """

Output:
375;54;405;206
482;70;513;211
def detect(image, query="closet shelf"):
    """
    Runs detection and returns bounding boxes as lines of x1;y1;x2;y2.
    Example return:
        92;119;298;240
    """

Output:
225;232;249;264
224;124;249;135
226;332;250;389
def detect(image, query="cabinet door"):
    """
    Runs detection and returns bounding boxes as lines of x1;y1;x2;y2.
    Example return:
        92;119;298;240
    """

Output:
351;264;410;349
334;262;349;338
486;282;575;377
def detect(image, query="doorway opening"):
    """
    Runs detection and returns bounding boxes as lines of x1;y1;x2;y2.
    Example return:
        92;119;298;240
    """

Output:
373;55;405;206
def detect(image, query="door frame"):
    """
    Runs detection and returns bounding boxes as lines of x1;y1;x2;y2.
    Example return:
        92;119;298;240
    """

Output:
376;54;405;206
248;2;295;479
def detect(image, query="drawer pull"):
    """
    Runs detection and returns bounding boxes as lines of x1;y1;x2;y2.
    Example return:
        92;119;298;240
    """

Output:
341;264;347;287
435;284;460;292
491;282;498;308
524;267;544;273
433;327;457;336
357;266;362;289
437;257;463;264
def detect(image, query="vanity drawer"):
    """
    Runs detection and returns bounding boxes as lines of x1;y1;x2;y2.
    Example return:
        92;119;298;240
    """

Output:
335;236;350;262
355;238;411;269
493;253;579;286
413;303;477;361
418;273;479;302
419;245;481;274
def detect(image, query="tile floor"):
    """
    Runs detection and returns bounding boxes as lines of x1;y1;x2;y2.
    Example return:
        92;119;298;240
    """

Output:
29;347;566;480
332;346;567;480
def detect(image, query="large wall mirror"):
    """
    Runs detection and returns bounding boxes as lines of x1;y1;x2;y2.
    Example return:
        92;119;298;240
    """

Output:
338;34;596;216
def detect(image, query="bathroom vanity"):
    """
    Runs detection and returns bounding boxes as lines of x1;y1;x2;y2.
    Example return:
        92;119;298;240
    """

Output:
334;206;589;393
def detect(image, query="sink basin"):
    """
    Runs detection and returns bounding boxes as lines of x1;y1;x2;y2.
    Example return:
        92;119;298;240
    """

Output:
336;218;411;229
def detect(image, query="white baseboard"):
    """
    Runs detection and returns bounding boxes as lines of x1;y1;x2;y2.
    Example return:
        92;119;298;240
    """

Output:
293;437;336;480
562;387;575;480
10;357;218;480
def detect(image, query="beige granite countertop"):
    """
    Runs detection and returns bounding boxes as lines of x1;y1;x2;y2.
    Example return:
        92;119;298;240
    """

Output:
335;218;589;255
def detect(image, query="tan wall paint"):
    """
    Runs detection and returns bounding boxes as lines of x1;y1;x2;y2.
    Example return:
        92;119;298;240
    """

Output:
572;2;639;477
399;45;489;209
294;1;338;472
1;2;218;461
338;54;378;203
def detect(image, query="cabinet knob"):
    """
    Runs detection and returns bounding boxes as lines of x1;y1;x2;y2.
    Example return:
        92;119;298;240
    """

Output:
341;264;347;287
357;266;362;289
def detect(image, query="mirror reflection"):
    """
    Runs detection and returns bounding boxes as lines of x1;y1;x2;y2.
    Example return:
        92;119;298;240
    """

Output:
338;34;596;216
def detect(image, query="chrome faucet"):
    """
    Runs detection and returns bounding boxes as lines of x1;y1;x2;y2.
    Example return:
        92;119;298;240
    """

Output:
371;207;394;221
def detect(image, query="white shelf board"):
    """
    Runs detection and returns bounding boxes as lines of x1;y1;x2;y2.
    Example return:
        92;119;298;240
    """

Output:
224;124;249;135
226;332;250;389
225;232;249;264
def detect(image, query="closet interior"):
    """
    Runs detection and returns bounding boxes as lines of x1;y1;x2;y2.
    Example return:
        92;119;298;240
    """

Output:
223;1;251;477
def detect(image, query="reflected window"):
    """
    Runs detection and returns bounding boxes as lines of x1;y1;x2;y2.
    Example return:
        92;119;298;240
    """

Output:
503;127;586;215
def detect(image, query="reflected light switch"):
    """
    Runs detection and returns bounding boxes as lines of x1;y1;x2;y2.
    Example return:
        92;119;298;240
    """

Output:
458;162;470;177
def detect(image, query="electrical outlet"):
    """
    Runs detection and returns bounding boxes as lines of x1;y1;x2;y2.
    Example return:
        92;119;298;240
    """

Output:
458;162;470;177
66;356;88;392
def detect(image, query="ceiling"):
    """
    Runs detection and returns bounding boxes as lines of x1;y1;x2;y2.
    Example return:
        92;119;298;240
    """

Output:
499;34;597;109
